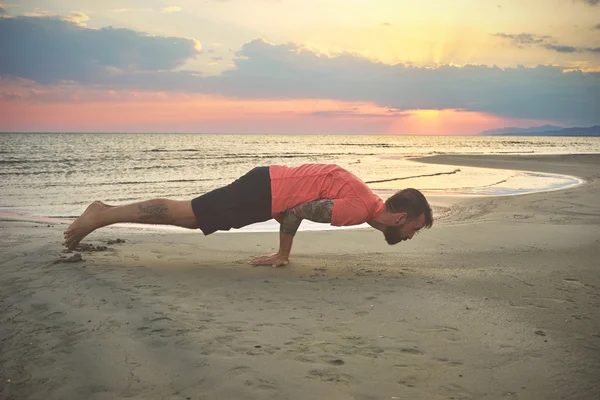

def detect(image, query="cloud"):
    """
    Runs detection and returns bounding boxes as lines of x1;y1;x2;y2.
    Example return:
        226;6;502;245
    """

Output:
0;5;6;16
111;8;153;13
493;32;599;54
1;17;598;125
211;56;224;61
493;33;551;46
64;11;90;27
24;11;55;17
576;0;599;5
595;23;600;30
544;44;578;53
205;40;598;124
0;15;201;84
307;110;407;118
105;40;600;124
161;6;182;13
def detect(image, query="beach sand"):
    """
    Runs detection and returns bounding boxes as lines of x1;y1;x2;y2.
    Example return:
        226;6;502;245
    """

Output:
1;154;599;400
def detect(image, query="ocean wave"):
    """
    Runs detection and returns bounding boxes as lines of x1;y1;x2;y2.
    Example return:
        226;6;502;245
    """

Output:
418;177;511;191
336;143;406;148
366;169;461;184
40;178;217;187
215;152;377;159
489;151;535;154
0;152;378;171
131;165;185;170
144;148;203;152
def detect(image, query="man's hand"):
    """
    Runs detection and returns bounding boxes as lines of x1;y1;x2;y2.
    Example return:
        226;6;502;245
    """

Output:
248;253;289;268
250;199;333;268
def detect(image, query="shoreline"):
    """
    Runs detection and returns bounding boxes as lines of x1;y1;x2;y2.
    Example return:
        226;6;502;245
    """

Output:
1;153;593;234
1;154;599;400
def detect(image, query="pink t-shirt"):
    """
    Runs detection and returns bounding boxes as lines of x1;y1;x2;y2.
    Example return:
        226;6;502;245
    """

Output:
269;164;385;226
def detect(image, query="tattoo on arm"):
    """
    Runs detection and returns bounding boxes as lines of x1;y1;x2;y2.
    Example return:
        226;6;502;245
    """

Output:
280;199;334;235
139;203;169;223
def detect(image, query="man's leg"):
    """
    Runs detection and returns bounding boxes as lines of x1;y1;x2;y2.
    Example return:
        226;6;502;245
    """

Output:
63;198;197;249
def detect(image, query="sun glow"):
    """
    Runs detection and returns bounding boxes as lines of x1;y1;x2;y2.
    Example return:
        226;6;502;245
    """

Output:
0;86;558;135
387;108;515;135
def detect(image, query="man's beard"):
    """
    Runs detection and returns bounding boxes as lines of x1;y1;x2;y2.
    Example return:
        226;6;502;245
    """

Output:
384;226;405;245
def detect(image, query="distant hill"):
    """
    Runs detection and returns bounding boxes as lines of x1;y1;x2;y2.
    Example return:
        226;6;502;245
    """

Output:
478;125;600;137
478;125;563;136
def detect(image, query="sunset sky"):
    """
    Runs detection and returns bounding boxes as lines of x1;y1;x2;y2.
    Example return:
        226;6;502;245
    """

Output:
1;0;599;134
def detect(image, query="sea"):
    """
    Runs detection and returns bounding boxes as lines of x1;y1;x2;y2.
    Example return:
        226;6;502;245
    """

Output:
1;133;599;232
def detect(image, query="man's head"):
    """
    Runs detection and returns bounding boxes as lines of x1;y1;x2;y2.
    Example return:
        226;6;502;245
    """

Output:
382;188;433;244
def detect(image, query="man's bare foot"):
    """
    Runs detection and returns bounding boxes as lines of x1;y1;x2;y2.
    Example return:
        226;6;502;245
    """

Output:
63;201;111;249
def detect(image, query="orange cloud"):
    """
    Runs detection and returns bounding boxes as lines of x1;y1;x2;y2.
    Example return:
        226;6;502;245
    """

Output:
0;90;554;134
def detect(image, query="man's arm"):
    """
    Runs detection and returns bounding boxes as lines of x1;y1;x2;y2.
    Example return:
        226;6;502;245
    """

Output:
249;199;333;267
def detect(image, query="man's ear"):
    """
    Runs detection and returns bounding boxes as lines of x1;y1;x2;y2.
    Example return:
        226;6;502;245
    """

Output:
395;212;408;225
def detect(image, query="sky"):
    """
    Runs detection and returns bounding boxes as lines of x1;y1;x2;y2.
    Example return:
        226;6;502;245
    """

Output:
0;0;599;134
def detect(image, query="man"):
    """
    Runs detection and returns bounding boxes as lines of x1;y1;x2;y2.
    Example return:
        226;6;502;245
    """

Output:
63;163;433;267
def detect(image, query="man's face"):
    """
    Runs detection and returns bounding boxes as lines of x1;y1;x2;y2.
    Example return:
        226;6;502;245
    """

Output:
384;213;426;244
399;213;426;241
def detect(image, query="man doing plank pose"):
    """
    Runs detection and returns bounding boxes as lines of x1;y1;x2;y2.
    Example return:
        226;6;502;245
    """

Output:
63;164;433;267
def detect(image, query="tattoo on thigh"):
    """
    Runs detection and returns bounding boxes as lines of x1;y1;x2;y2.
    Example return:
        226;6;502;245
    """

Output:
139;203;168;222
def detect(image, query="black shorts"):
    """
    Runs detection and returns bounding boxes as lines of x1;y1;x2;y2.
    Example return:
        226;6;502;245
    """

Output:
191;166;272;235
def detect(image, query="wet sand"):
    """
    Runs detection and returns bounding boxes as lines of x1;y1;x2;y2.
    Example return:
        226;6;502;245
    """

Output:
1;154;599;400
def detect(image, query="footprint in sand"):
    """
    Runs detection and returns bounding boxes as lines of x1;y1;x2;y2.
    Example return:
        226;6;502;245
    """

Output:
35;356;57;368
435;357;463;366
233;342;278;356
29;303;49;314
400;347;424;355
133;284;162;289
397;375;418;387
256;322;275;327
342;335;368;346
393;363;418;369
244;378;278;391
295;355;316;363
213;335;236;345
434;325;460;332
136;316;189;338
306;368;355;385
228;366;250;376
223;325;245;333
150;316;172;323
321;325;343;333
359;345;385;357
321;356;344;366
44;311;66;321
439;383;473;399
414;325;460;333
